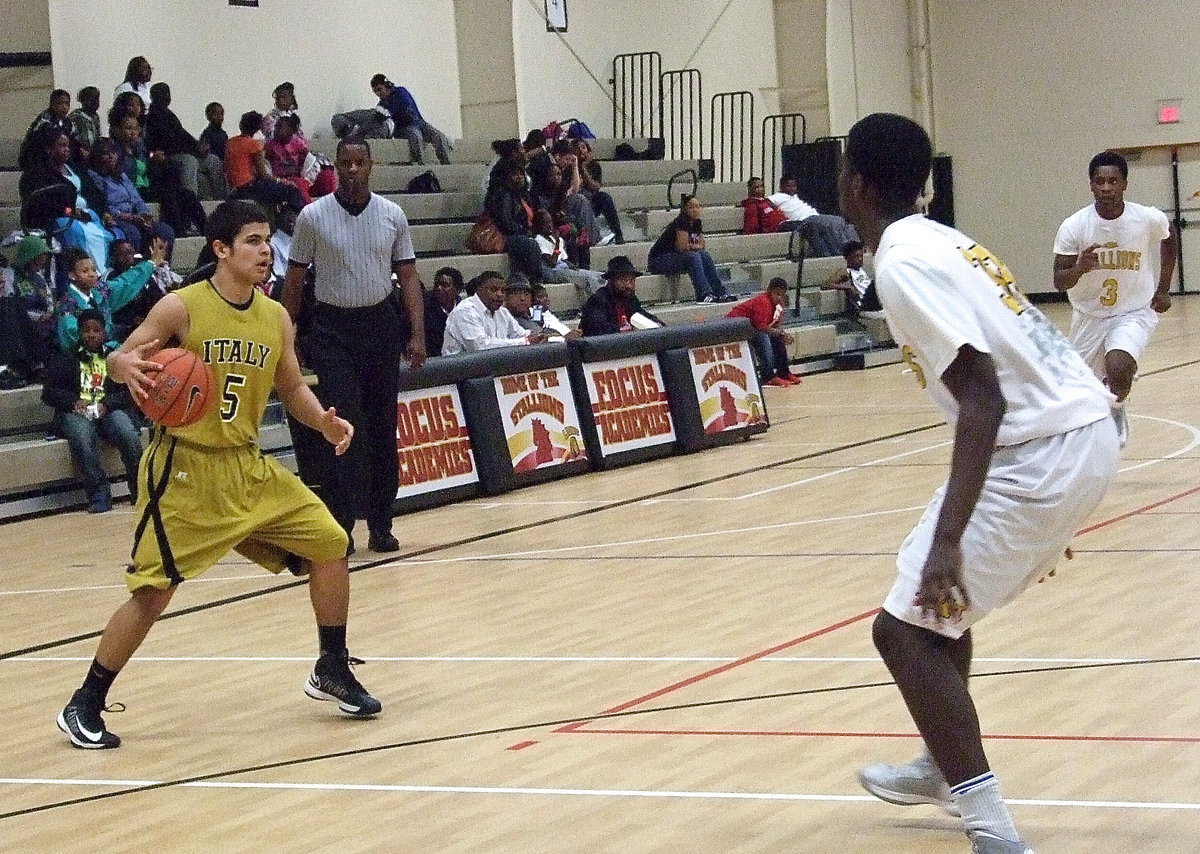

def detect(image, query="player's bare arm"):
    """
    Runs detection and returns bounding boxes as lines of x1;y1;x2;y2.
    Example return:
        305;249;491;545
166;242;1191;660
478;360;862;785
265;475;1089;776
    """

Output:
394;260;427;370
273;314;353;456
921;344;1006;621
107;293;190;400
1153;223;1180;313
1052;243;1102;292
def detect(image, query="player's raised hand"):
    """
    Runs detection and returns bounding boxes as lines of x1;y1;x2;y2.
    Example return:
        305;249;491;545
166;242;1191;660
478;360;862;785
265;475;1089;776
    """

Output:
1076;243;1103;274
320;407;354;455
112;339;163;401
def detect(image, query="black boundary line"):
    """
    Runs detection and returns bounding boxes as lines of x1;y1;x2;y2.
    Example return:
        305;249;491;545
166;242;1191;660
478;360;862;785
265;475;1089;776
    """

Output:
1;422;947;661
4;654;1198;820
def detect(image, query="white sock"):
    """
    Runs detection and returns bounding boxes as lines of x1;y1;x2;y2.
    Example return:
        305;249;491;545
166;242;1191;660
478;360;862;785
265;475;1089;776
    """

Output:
950;772;1020;841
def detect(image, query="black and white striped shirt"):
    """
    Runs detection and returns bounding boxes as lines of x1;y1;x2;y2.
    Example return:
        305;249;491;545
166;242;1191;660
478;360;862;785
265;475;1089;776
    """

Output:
289;193;415;308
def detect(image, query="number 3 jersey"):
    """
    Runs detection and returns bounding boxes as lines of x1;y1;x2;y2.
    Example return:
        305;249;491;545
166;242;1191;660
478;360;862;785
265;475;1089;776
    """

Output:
1053;201;1170;317
172;280;283;448
876;214;1113;447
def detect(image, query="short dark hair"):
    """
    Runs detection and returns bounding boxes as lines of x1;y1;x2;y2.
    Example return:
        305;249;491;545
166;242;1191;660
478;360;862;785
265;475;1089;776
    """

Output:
1089;151;1128;180
238;110;263;136
551;139;573;156
434;266;464;291
369;73;390;88
62;247;93;272
276;113;301;132
468;270;504;296
523;129;546;150
77;308;106;328
842;239;864;256
845;112;932;211
767;276;788;291
50;89;70;103
205;200;270;254
149;82;170;102
336;136;372;160
77;86;99;100
205;101;223;117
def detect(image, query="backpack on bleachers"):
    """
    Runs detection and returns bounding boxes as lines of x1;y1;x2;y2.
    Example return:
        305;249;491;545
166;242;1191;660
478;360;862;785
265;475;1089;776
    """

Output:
406;170;442;194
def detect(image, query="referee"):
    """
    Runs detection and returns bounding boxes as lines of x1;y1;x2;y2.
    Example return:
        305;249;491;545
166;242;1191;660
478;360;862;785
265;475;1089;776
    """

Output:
282;138;425;555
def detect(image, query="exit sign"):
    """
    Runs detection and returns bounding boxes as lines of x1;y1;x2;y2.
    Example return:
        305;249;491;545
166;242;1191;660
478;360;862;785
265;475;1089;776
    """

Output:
1157;99;1182;124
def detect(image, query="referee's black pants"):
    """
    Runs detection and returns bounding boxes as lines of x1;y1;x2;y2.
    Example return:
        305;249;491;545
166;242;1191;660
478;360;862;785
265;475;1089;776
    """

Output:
309;298;404;538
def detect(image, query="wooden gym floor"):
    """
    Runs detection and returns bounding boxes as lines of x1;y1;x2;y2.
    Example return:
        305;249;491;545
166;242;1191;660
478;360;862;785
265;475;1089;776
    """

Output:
2;299;1198;853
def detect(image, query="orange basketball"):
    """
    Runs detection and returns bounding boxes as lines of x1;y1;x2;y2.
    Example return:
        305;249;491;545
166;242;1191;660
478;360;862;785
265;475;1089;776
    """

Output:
137;348;215;428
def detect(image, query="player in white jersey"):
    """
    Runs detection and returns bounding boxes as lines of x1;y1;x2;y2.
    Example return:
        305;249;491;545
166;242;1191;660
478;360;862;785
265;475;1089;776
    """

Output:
839;114;1120;854
1052;151;1177;444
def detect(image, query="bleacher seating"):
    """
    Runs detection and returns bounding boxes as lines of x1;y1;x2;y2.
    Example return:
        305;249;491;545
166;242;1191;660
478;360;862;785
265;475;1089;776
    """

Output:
0;132;898;515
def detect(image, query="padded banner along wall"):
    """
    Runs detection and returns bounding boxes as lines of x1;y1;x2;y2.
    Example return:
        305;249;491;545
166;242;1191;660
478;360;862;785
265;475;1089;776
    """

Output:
657;318;769;452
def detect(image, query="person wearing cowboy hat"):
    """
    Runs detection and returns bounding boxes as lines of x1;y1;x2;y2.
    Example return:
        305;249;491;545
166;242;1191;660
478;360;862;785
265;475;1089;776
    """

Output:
579;255;663;336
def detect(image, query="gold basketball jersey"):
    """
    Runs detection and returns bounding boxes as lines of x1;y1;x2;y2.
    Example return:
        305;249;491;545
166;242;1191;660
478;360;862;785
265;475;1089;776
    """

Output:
171;281;284;448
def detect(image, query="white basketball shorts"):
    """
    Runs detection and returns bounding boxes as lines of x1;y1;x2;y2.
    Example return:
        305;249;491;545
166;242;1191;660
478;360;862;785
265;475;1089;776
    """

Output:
882;417;1120;639
1068;307;1158;379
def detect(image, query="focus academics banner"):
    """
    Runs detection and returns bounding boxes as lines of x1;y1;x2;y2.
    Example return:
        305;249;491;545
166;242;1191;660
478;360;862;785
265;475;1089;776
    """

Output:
394;385;478;498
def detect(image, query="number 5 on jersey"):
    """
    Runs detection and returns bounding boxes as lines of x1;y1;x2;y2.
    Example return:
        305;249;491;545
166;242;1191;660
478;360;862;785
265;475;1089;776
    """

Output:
221;373;246;422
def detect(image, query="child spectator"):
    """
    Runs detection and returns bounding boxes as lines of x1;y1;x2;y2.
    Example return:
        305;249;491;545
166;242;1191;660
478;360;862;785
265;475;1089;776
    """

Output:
69;87;103;162
262;82;305;142
9;234;57;373
41;309;144;513
530;283;580;340
647;194;735;302
19;89;73;170
726;277;801;387
533;208;603;296
107;238;181;341
87;137;176;256
264;114;313;205
822;239;884;316
503;274;538;331
226;111;306;212
198;102;228;163
739;176;788;234
424;266;462;357
56;242;162;351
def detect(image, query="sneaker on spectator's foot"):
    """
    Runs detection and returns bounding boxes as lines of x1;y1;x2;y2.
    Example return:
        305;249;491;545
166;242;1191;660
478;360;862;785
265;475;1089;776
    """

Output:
1112;406;1129;448
857;754;959;815
783;373;803;385
0;366;27;390
764;377;792;388
368;532;400;552
305;651;382;716
968;830;1035;854
57;689;122;749
596;233;616;246
717;293;737;302
701;295;716;303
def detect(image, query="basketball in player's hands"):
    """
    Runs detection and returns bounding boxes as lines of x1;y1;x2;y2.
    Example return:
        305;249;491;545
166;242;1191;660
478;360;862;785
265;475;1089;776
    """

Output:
136;348;214;428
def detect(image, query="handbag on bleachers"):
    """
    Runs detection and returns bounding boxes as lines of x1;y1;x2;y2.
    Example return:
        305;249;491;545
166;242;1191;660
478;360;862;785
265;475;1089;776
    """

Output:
466;213;506;254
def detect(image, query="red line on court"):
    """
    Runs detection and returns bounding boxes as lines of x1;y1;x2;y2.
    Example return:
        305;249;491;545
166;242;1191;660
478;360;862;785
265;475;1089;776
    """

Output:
506;740;538;750
551;608;880;734
567;728;1200;745
1076;485;1200;535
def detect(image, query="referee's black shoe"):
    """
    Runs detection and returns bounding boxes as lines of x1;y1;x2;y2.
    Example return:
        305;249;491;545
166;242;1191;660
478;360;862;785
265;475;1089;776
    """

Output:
367;531;400;552
304;651;382;716
57;689;122;749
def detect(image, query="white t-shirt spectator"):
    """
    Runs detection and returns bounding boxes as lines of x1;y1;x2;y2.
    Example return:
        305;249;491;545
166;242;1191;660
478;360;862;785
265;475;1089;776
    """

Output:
876;214;1112;447
1053;201;1170;318
767;192;819;223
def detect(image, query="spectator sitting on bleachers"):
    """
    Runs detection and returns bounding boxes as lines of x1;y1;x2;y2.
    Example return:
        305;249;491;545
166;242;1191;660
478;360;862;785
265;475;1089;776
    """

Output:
503;273;538;331
87;137;176;257
41;308;143;513
56;242;162;351
111;91;146;129
18;89;74;170
726;276;801;387
20;126;115;273
441;270;547;355
144;82;227;200
482;138;523;194
647;194;735;303
369;73;452;165
270;201;300;281
822;239;884;317
110;107;206;238
484;158;542;282
199;102;228;163
530;283;580;340
579;255;663;336
523;129;552;186
225;111;307;213
264;115;314;205
69;87;103;163
9;234;56;376
262;81;305;142
424;266;462;357
533;208;603;297
107;238;181;341
574;138;624;245
769;175;859;257
550;139;598;268
739;176;788;234
0;258;38;387
114;56;153;109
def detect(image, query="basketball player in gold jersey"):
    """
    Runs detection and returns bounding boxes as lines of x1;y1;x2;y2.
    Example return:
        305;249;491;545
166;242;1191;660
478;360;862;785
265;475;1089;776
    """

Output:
57;200;379;750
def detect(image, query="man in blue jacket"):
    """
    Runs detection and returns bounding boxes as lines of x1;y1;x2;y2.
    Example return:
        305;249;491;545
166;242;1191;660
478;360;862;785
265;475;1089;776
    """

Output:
369;74;452;166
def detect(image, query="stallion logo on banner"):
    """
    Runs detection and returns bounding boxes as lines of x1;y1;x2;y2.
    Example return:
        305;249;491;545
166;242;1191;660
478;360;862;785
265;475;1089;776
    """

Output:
495;367;586;472
393;386;478;497
689;342;767;434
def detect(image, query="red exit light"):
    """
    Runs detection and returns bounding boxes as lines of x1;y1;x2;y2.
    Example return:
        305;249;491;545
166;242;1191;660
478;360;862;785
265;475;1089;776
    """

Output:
1159;105;1180;124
